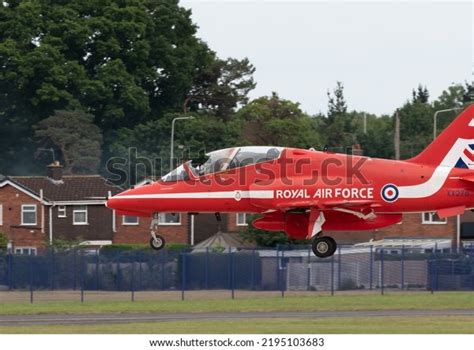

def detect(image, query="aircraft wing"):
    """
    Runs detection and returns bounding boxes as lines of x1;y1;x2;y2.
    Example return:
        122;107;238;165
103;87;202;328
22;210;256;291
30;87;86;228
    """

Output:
276;199;378;211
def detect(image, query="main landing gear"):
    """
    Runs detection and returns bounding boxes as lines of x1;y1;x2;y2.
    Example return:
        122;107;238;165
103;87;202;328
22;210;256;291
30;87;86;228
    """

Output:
311;234;337;258
149;212;166;250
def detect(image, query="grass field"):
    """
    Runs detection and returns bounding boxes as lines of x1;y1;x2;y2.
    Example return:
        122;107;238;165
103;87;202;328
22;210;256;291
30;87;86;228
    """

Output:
0;316;473;334
1;292;473;334
1;292;473;316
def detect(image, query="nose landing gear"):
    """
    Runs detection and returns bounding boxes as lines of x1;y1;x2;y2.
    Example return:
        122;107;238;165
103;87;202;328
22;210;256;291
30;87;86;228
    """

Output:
149;212;166;250
311;235;337;258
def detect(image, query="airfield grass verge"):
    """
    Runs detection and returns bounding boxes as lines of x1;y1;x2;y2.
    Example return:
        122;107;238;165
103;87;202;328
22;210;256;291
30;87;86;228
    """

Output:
0;316;473;334
0;292;473;316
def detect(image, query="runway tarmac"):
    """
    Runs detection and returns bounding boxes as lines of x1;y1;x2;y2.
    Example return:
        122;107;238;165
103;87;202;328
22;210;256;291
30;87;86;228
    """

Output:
1;309;473;326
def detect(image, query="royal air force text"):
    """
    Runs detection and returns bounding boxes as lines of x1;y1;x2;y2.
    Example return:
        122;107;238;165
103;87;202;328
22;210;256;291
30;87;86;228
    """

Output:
275;188;374;200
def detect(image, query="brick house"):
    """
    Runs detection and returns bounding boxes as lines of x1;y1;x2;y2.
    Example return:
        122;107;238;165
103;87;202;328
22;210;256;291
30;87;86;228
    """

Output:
0;162;123;254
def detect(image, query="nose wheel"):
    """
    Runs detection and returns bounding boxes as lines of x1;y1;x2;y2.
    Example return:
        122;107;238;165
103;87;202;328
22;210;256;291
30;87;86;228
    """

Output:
311;236;337;258
149;213;166;250
150;234;165;250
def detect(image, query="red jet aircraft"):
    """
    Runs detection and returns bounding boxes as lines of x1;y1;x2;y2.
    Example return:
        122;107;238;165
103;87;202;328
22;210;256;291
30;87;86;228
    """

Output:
107;105;474;257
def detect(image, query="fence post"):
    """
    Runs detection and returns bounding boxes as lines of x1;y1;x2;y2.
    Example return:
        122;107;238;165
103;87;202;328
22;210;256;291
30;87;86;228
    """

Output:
73;248;77;291
7;253;13;290
229;247;234;299
95;248;100;290
276;247;280;293
251;249;256;291
401;245;405;290
471;260;474;291
381;248;384;295
181;252;186;301
80;250;85;303
115;251;122;291
369;246;373;290
430;250;437;294
331;253;335;296
435;243;439;291
131;252;135;302
50;248;55;290
337;247;341;290
161;250;165;290
138;250;143;291
280;249;285;298
307;245;311;291
29;253;34;304
205;247;209;289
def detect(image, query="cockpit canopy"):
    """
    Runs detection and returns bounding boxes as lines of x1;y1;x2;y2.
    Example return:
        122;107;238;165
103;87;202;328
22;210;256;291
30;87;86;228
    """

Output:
161;146;283;182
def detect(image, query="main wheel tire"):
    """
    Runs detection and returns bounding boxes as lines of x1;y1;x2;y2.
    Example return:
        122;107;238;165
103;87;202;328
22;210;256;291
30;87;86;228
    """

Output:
150;235;166;250
312;236;337;258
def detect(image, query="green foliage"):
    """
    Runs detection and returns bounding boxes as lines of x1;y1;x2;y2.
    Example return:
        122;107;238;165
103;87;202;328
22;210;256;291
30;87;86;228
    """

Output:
35;110;103;174
327;81;348;119
355;114;394;159
47;237;82;250
0;231;8;249
324;82;354;151
0;0;218;173
234;92;321;149
412;85;430;103
186;57;256;118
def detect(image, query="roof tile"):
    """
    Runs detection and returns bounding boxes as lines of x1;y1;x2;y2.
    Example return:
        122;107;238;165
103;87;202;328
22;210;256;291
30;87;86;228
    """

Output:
10;176;122;202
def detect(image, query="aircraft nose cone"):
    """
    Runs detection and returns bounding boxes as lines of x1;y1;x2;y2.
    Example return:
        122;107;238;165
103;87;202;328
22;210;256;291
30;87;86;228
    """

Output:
106;194;130;211
105;196;119;210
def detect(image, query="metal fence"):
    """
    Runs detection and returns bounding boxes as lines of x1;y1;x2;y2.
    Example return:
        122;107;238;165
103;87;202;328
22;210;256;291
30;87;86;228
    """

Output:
0;244;473;302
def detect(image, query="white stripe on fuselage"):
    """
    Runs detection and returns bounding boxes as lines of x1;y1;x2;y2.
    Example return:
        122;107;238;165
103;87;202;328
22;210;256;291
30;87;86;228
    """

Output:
398;138;473;199
115;190;274;200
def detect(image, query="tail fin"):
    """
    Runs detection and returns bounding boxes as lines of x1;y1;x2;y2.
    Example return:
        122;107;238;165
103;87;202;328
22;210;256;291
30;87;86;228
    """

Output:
408;104;474;169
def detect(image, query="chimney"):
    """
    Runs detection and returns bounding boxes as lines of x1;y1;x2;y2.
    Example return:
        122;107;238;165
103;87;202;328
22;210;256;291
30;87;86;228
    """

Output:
47;161;63;181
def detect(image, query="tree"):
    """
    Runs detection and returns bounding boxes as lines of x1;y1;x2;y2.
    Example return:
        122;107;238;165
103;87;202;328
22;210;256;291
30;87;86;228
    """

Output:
234;93;322;149
35;110;103;174
0;0;218;173
327;81;347;121
432;84;467;132
412;84;430;104
325;81;353;151
184;57;256;118
397;101;434;159
354;113;394;159
433;84;466;110
463;82;474;103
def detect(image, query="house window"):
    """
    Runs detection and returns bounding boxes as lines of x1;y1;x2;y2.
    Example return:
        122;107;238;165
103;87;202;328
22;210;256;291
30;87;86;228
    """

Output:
0;204;3;226
236;213;248;226
21;205;37;226
158;213;180;225
73;206;88;225
123;215;139;225
422;212;447;224
14;247;37;255
58;206;66;218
